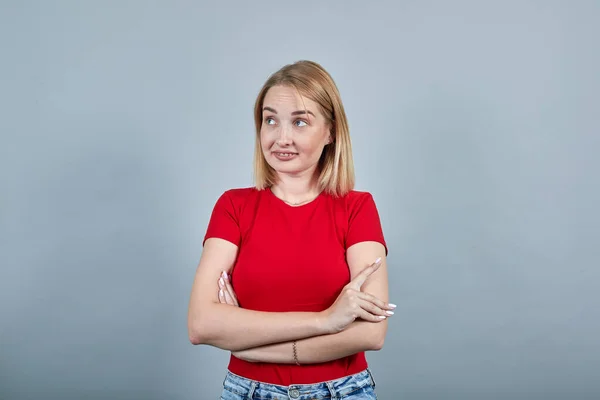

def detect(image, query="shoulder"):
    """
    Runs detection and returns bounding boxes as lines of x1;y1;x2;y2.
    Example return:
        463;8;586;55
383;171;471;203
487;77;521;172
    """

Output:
338;190;377;210
220;186;259;202
213;186;264;212
344;189;375;201
336;189;387;252
334;190;385;224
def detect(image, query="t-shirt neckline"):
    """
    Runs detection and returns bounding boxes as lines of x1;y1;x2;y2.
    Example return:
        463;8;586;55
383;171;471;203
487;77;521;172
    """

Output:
266;187;324;209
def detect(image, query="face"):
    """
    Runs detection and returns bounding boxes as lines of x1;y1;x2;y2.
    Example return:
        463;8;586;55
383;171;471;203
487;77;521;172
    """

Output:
260;85;332;177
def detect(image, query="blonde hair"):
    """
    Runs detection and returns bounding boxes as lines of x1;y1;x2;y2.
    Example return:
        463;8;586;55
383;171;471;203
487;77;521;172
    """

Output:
253;60;355;197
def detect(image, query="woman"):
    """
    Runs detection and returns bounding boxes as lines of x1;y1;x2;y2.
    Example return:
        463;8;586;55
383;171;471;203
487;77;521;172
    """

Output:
188;60;393;399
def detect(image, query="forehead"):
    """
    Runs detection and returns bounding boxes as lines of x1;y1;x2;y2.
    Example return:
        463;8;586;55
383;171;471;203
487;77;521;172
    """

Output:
263;85;320;112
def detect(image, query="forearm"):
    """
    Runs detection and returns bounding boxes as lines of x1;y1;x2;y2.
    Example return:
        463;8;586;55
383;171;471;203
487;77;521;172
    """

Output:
189;303;329;351
235;320;387;364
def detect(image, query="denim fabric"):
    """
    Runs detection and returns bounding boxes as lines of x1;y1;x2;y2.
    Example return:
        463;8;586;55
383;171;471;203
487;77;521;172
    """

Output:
219;369;377;399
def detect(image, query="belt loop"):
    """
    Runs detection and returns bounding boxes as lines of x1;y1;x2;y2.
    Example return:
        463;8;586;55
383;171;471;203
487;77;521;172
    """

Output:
325;380;338;400
247;381;257;399
366;368;377;388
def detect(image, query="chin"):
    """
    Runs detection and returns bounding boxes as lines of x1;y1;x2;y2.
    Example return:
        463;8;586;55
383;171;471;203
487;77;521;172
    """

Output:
267;160;300;174
270;163;299;174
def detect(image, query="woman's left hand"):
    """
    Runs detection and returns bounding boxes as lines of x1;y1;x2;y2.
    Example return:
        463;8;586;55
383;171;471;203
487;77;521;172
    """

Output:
218;271;239;307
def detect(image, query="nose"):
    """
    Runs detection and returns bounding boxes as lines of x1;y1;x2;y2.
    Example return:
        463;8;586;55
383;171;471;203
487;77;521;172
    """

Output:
276;124;292;146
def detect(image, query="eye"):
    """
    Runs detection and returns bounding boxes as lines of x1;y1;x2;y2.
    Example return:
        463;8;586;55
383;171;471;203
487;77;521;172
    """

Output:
294;120;308;127
264;117;276;125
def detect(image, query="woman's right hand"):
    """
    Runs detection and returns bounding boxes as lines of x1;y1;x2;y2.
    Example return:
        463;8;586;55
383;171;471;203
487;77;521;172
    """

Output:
322;257;394;333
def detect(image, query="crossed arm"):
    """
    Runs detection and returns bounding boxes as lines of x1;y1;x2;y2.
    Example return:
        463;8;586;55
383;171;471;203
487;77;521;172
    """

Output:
187;238;392;364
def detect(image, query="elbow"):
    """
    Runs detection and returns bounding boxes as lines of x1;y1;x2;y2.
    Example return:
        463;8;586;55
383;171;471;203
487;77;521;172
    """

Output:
188;323;204;345
371;334;385;351
188;314;211;345
188;329;203;346
188;321;241;351
369;325;388;351
188;308;229;348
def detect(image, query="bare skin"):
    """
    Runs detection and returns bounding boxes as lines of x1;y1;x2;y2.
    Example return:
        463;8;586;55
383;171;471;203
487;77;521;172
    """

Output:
187;85;393;360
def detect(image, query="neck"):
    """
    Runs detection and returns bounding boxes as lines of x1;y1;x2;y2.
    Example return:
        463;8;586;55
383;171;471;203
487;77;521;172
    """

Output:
271;170;320;205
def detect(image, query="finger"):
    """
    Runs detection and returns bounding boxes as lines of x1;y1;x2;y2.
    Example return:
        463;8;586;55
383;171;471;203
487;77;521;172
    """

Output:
222;272;239;306
218;277;230;304
357;291;395;311
350;257;383;289
223;286;236;306
357;307;388;323
357;298;392;318
225;276;238;306
219;274;238;305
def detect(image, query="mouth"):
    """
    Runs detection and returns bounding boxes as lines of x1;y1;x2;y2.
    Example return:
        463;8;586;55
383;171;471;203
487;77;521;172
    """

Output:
272;151;298;161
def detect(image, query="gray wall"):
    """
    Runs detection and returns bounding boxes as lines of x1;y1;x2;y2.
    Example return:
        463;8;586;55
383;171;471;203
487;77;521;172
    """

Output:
1;1;598;399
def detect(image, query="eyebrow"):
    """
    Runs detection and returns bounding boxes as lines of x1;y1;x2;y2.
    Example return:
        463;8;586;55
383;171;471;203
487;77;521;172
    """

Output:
263;106;315;117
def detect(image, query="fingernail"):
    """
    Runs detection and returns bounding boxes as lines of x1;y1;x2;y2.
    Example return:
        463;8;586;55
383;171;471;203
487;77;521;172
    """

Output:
219;277;224;286
386;311;394;315
378;315;387;319
374;257;382;264
219;289;223;297
388;303;397;308
222;271;228;279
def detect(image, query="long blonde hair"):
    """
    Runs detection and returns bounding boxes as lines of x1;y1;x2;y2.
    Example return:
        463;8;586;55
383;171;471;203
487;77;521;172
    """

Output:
253;60;355;197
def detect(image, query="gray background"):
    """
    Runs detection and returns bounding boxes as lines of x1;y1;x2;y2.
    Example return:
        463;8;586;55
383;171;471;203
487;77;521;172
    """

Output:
1;1;598;399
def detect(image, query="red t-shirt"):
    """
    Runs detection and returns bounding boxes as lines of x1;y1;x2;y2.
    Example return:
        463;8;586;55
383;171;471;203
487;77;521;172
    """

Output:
203;187;387;385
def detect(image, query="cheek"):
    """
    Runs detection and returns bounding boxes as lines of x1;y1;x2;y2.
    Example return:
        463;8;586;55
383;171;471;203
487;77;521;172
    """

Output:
296;137;325;157
302;128;329;152
260;129;273;148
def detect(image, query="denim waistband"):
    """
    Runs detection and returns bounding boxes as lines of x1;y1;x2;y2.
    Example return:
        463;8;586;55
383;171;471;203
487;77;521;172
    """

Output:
222;368;376;399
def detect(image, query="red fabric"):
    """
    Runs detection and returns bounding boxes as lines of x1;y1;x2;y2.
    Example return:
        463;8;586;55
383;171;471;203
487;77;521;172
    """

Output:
203;187;387;385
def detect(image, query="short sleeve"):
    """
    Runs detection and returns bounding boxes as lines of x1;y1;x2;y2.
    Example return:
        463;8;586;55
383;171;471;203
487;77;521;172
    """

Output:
346;192;388;255
203;191;241;247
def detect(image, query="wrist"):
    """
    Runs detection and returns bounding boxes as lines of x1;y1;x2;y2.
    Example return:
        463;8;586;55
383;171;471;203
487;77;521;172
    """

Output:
315;310;333;335
292;340;301;365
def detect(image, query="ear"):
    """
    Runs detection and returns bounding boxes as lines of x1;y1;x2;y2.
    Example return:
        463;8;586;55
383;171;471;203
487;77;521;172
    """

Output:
325;121;334;145
328;121;335;144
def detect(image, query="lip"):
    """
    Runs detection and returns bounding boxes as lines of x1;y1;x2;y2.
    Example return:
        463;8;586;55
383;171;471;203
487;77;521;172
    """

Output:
272;151;298;161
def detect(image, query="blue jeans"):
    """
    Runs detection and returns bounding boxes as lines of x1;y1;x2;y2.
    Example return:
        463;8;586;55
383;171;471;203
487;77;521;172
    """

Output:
219;369;377;399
